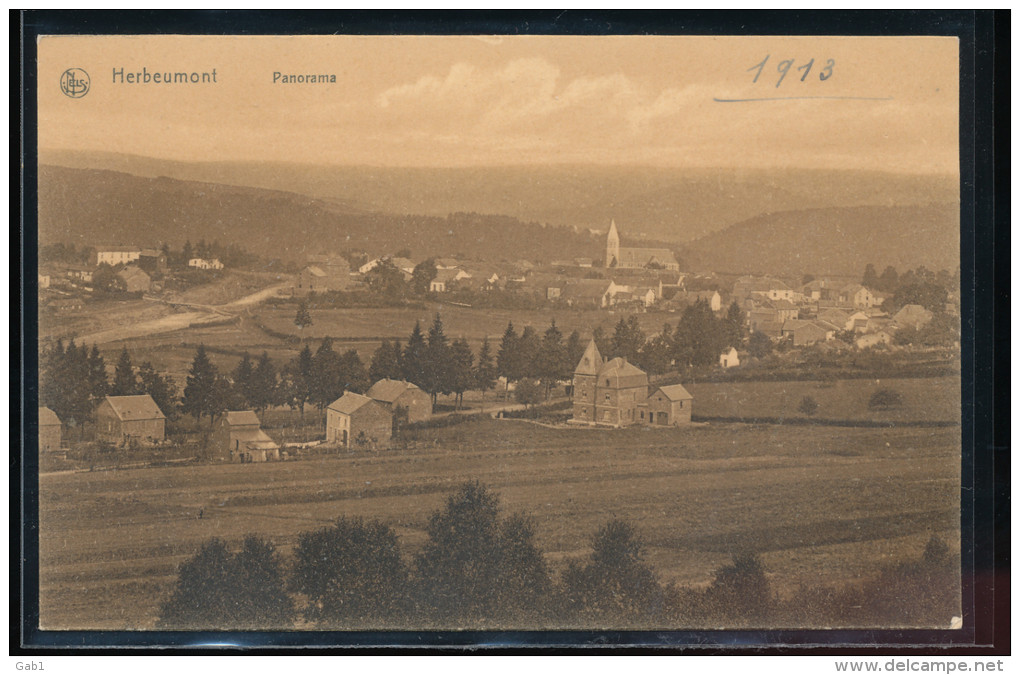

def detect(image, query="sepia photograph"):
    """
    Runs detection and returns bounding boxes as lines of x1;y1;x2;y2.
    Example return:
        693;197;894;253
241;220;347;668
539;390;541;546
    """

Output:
30;28;966;639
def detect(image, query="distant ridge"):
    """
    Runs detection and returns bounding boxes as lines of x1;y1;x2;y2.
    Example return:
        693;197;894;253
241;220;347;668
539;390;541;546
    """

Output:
39;149;959;244
680;204;960;277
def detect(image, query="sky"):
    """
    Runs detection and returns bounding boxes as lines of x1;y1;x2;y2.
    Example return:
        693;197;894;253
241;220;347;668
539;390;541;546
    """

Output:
38;35;959;172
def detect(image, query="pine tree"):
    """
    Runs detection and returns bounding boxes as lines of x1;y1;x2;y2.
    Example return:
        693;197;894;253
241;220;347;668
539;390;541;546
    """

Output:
535;320;567;399
111;348;139;396
294;300;313;330
474;337;497;399
338;349;369;395
182;345;221;426
725;300;745;347
250;352;279;413
565;330;585;373
370;339;403;383
862;263;879;289
86;344;109;404
496;322;520;396
424;314;453;405
138;362;179;419
232;352;255;409
283;344;315;418
310;338;343;410
449;338;475;409
402;321;428;390
517;326;541;379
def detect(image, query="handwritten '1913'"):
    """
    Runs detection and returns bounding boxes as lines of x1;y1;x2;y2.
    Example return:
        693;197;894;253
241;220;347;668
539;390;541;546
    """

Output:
748;55;835;87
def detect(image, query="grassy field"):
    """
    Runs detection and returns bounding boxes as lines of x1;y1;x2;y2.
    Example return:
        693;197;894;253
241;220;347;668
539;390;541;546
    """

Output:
686;376;960;424
39;419;960;630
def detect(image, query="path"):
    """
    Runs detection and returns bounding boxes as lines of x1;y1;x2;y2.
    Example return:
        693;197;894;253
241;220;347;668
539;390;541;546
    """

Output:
76;283;291;345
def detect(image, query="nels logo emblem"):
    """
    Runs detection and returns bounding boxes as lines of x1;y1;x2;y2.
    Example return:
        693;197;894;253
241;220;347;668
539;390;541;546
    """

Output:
60;68;90;98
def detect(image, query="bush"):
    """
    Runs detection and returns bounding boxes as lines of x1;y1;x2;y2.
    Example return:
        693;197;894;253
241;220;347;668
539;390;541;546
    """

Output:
560;520;662;625
290;517;408;626
413;482;551;626
869;388;904;409
157;535;294;629
797;396;819;416
702;552;773;626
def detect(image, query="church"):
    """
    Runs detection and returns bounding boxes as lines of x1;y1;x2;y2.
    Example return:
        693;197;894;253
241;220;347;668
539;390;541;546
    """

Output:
571;339;693;428
605;220;681;271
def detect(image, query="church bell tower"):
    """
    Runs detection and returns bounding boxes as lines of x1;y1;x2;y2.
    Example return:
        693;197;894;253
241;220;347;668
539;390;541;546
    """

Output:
606;219;620;268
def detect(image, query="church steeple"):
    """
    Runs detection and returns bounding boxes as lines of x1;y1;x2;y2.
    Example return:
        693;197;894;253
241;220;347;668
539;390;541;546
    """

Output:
606;219;620;268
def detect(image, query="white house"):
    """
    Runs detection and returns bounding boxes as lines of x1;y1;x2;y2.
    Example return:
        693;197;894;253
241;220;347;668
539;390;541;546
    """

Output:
719;347;740;368
188;257;224;270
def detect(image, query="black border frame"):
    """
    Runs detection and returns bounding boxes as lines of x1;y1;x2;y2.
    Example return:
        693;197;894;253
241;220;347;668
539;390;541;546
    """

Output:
14;9;1009;655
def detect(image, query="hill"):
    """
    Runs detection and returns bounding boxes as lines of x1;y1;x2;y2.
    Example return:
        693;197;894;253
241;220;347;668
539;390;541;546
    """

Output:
39;150;958;243
37;166;604;264
680;204;960;277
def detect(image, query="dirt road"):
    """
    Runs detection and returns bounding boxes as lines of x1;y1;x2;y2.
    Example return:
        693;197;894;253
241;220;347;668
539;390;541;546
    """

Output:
76;283;291;345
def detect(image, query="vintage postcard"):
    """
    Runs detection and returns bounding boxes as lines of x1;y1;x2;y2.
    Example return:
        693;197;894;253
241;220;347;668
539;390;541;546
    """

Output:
33;32;963;636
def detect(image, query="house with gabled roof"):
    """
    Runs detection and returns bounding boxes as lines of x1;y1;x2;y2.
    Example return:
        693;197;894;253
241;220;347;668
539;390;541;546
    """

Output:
326;392;392;449
641;384;693;426
95;395;165;445
39;407;62;453
893;304;934;330
212;411;280;462
117;266;151;293
782;319;830;346
366;378;432;423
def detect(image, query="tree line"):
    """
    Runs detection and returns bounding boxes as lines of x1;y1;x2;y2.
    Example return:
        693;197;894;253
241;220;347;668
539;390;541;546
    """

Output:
157;481;958;630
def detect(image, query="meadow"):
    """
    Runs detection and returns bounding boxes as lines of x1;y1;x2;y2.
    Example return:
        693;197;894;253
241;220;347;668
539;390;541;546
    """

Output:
38;418;961;631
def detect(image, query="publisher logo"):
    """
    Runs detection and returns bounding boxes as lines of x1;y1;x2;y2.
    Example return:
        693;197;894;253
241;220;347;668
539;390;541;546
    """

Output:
60;68;90;98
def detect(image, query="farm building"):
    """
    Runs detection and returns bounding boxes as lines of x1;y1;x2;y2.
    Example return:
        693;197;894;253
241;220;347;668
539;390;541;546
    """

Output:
366;378;432;423
95;395;166;445
212;411;280;462
782;319;831;346
39;407;62;452
641;384;693;426
294;256;350;295
92;246;141;267
188;257;223;271
719;347;740;368
326;392;393;449
116;266;151;293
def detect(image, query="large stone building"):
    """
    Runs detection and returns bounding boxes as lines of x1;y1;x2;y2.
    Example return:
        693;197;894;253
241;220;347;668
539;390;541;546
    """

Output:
365;379;432;424
605;220;680;271
326;392;393;449
95;395;166;445
571;339;693;427
295;256;352;295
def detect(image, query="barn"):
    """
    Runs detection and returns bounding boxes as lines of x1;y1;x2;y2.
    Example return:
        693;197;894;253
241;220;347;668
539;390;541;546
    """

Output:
642;384;694;426
366;378;432;423
95;395;166;445
39;407;62;452
326;392;393;449
212;411;280;462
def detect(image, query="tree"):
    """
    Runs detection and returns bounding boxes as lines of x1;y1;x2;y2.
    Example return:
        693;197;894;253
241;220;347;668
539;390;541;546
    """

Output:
414;482;552;625
424;314;453;405
591;325;609;357
232;352;255;409
862;263;878;289
449;338;474;409
290;517;408;626
474;337;497;399
310;338;343;410
182;345;223;426
92;263;127;294
369;339;403;383
879;265;900;292
496;322;520;396
517;326;541;379
725;300;745;347
138;362;178;420
410;258;438;296
704;553;772;624
675;300;726;367
86;344;109;405
181;240;194;265
402;321;428;390
157;536;293;629
250;352;279;413
636;325;673;375
535;320;568;398
338;349;369;395
561;520;661;624
747;331;773;359
514;378;544;408
40;339;95;429
283;345;314;418
366;259;406;299
565;330;585;372
610;316;645;362
294;300;313;330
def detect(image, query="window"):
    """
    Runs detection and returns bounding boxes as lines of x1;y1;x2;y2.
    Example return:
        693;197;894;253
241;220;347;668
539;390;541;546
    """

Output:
679;401;683;408
605;393;610;401
640;411;645;419
605;379;610;386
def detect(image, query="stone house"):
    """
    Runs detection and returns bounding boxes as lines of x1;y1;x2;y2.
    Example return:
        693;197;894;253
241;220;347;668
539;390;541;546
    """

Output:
326;392;392;449
95;395;166;445
366;378;432;424
212;410;280;462
39;407;62;452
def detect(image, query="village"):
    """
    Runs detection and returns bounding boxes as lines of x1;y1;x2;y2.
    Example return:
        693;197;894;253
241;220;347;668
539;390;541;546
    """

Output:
37;219;961;469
